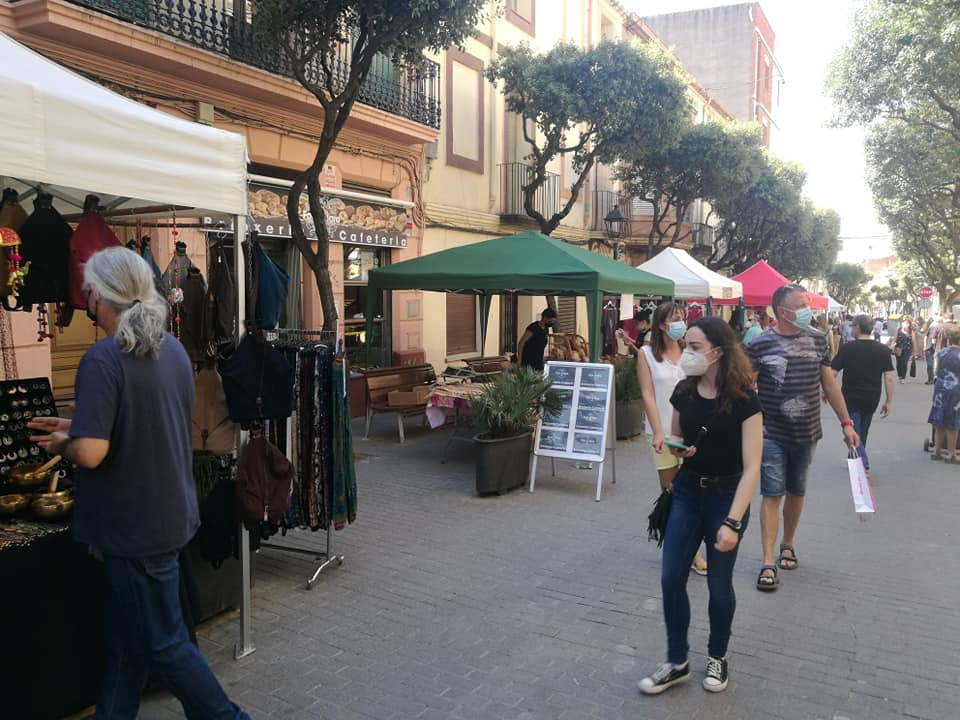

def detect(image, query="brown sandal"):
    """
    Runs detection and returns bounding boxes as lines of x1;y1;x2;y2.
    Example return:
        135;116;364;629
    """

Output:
778;544;799;570
756;565;779;591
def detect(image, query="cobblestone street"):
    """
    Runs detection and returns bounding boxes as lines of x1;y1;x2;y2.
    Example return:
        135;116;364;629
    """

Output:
139;377;960;720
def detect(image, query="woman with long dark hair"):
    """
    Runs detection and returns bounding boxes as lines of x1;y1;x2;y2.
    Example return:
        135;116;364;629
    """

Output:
636;302;707;574
639;316;762;696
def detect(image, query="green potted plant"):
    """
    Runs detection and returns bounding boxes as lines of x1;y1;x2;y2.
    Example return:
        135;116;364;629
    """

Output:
472;366;561;495
613;357;644;439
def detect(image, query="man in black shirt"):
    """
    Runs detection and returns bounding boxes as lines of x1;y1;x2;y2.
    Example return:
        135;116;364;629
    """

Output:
830;314;895;472
518;308;557;371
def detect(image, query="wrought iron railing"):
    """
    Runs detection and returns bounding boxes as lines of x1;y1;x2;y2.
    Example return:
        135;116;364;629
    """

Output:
61;0;441;129
499;163;560;220
591;189;634;234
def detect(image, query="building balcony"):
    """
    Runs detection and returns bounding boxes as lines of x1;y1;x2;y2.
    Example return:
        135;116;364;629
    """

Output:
52;0;440;129
499;162;560;221
591;190;633;234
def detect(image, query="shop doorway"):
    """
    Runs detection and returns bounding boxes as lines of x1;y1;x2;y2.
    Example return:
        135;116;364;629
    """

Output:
343;244;391;367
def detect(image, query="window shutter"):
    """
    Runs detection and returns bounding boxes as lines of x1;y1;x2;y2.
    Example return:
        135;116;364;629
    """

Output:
557;297;577;334
446;294;478;355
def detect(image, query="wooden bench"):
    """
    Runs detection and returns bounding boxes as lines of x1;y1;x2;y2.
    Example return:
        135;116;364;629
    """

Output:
361;364;437;443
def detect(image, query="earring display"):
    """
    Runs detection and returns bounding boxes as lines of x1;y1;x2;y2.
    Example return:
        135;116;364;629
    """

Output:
0;377;70;497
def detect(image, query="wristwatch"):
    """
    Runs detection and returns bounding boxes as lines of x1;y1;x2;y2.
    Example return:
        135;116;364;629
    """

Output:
722;517;743;532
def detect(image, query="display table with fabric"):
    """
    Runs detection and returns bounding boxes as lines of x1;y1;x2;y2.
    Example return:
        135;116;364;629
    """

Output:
426;384;488;463
0;519;109;720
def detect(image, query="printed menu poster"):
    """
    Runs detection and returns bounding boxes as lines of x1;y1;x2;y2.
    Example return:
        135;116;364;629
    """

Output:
533;361;613;462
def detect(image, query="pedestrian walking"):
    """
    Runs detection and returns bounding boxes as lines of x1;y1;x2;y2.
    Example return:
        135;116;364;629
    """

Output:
28;248;250;720
890;317;915;383
744;284;858;592
636;301;707;575
873;318;883;342
830;315;894;474
921;317;936;384
929;326;960;462
638;316;761;695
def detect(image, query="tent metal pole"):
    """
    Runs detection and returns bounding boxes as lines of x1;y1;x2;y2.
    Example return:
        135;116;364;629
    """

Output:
232;213;256;660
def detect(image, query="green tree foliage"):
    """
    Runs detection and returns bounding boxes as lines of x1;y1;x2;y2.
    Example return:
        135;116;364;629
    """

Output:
825;262;873;308
831;0;960;310
706;154;805;273
618;122;765;258
486;40;689;235
865;119;960;307
252;0;490;330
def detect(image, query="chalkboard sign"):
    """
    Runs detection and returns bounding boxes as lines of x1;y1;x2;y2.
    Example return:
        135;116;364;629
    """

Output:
534;361;614;462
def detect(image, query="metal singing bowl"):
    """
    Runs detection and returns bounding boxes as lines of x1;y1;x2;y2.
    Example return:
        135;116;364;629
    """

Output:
0;493;30;517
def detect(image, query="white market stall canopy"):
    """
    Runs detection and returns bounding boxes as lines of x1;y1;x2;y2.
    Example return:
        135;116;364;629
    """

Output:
637;247;742;300
828;295;846;312
0;31;247;217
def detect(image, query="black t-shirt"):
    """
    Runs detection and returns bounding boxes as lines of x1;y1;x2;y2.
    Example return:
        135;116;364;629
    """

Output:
830;338;894;413
521;321;549;370
670;384;762;476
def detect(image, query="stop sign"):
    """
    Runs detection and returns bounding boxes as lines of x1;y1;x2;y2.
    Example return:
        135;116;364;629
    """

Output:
918;286;934;299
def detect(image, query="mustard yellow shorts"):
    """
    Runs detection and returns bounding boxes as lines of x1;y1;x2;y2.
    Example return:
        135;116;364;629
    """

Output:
648;435;680;471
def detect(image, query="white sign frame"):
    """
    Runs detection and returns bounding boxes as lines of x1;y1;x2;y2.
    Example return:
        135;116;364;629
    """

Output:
529;361;617;501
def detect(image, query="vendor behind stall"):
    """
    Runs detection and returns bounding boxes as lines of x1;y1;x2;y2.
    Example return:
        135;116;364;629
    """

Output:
28;247;249;720
518;307;557;371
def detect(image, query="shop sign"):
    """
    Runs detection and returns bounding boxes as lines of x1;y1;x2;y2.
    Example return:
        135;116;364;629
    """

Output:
247;183;409;249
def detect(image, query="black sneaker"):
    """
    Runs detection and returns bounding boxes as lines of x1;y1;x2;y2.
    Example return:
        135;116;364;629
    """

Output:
702;656;728;692
638;661;690;695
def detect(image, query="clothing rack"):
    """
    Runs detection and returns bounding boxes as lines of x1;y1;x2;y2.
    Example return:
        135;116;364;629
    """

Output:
257;325;345;589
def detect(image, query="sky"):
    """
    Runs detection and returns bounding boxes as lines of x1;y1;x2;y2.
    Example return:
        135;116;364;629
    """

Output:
627;0;892;262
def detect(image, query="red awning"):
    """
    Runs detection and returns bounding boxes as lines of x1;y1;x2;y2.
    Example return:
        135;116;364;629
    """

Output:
715;260;827;310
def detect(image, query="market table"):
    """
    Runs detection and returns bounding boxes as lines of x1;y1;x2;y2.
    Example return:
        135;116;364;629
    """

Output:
0;519;109;720
426;384;488;463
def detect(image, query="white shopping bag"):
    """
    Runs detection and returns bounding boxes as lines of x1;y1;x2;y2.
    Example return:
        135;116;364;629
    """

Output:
847;450;876;514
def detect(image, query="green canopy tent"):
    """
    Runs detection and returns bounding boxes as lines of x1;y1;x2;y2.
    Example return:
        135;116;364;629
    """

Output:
365;231;674;362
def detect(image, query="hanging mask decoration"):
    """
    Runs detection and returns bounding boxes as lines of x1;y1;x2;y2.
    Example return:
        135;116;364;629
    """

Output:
0;227;30;311
790;307;813;329
666;320;687;341
679;349;712;377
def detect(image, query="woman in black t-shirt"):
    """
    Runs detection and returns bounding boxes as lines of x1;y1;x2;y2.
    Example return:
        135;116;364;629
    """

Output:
639;317;762;696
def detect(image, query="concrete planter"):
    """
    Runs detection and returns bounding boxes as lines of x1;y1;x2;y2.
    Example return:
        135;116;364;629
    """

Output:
474;431;533;495
615;399;645;439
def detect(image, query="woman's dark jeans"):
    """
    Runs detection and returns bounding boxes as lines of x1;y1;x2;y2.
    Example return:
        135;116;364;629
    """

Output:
896;350;910;380
661;470;749;665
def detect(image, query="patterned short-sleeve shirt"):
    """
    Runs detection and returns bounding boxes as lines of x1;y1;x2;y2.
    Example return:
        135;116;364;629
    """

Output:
745;327;830;445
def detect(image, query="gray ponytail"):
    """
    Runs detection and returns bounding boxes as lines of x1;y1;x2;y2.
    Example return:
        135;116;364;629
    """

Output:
84;247;168;358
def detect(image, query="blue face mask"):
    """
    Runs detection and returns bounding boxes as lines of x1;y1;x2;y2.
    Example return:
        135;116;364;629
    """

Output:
666;321;687;340
790;307;813;329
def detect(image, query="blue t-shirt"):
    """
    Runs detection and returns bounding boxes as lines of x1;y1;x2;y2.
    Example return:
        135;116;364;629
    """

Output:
70;333;199;557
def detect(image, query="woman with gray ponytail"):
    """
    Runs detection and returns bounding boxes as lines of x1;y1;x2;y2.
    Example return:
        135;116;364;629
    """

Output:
28;247;250;719
83;246;168;357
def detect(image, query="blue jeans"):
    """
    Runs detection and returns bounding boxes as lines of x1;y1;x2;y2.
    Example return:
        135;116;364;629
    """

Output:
926;348;935;382
850;410;873;470
96;552;249;720
661;470;750;665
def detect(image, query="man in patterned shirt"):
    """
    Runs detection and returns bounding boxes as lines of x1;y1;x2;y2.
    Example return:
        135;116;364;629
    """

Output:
745;284;859;592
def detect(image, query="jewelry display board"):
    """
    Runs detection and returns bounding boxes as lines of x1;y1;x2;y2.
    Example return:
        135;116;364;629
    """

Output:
0;376;70;488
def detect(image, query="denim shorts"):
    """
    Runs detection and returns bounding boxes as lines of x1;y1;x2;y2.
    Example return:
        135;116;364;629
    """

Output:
760;438;815;497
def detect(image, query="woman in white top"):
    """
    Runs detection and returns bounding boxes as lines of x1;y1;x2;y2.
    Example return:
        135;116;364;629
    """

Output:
637;302;707;574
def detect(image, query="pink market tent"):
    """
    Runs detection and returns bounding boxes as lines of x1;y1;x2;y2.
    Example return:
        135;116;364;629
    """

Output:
715;260;828;309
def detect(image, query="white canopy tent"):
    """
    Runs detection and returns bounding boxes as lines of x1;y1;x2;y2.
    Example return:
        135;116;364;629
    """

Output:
0;31;247;217
827;295;846;312
0;32;259;658
636;247;742;300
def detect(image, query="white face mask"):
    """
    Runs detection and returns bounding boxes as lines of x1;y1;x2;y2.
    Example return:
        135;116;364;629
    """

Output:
680;349;712;377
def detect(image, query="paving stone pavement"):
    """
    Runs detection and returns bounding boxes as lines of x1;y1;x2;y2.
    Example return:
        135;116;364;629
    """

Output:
134;377;959;720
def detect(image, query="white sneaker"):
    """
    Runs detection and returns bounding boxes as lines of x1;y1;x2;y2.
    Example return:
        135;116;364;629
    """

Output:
638;661;690;695
702;656;728;692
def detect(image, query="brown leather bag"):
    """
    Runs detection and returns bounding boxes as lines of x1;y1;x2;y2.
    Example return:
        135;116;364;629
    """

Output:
236;435;293;527
192;368;235;455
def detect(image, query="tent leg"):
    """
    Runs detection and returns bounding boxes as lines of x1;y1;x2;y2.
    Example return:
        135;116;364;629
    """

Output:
397;414;405;444
364;409;373;439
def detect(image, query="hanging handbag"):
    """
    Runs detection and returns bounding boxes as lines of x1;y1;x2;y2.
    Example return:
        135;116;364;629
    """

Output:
18;195;72;305
254;241;289;330
646;489;672;548
192;368;235;455
218;334;294;422
909;357;917;377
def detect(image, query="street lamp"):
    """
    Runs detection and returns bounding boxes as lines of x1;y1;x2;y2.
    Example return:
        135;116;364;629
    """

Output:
603;205;628;260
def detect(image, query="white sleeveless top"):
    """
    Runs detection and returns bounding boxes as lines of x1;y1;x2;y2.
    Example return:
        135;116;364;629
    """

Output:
641;345;686;436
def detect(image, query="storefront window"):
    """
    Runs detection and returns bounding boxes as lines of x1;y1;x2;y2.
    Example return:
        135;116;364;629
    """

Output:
343;245;389;367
